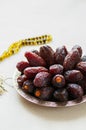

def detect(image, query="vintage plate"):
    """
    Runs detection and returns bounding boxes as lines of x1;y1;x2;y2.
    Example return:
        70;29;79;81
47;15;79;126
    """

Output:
13;69;86;107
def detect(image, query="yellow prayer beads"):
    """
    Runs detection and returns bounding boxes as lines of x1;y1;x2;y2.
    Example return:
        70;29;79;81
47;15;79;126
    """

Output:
0;34;52;61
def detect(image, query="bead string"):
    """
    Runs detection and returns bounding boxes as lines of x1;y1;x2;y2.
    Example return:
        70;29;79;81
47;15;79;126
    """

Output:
0;34;52;61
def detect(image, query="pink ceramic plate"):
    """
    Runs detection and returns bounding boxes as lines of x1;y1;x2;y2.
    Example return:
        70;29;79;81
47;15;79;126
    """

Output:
13;69;86;107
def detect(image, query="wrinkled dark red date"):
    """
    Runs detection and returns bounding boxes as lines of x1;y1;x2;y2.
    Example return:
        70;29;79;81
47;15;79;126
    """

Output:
40;45;55;67
54;46;68;65
52;74;65;88
33;72;51;87
24;66;48;78
25;51;46;67
72;45;82;57
77;62;86;76
63;49;80;70
16;61;30;72
22;80;35;93
64;70;83;83
53;89;68;102
67;83;83;100
49;64;63;75
17;74;28;87
34;87;54;100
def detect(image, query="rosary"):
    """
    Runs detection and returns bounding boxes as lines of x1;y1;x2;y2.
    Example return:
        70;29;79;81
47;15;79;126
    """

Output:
0;34;52;94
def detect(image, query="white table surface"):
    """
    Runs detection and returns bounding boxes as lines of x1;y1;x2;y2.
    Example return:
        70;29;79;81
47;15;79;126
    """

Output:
0;0;86;130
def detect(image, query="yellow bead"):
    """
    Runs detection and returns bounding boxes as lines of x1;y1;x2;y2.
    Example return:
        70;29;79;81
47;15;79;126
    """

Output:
14;48;19;53
33;42;38;45
1;55;6;59
7;51;13;56
0;57;3;61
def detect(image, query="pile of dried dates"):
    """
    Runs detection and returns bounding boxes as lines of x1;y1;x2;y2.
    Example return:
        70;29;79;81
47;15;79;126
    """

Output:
16;45;86;102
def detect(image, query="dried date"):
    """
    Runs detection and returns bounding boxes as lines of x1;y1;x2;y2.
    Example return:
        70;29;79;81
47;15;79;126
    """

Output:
49;64;63;75
25;51;46;67
34;87;54;100
40;45;55;67
64;70;83;83
33;72;51;87
53;89;68;102
67;83;83;100
52;74;65;88
24;66;48;78
63;49;80;70
77;62;86;76
22;80;35;93
54;46;68;65
72;45;82;57
16;61;30;72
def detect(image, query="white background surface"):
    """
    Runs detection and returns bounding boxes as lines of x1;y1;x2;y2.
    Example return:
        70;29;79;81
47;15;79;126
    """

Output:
0;0;86;130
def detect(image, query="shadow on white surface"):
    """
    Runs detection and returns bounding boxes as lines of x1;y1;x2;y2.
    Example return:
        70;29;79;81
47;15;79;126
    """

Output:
18;94;86;121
